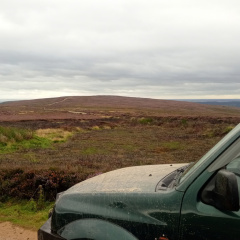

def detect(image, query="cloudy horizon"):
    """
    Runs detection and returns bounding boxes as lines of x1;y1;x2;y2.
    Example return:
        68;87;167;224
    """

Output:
0;0;240;100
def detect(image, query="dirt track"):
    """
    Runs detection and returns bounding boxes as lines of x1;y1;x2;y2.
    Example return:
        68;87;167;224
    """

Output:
0;222;37;240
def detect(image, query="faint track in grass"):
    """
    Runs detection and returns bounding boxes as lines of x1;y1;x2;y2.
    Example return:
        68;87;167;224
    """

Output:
47;97;71;106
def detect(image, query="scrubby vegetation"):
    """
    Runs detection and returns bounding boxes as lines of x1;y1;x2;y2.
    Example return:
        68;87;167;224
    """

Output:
0;126;33;146
0;127;74;154
0;126;52;153
0;168;83;202
0;117;238;205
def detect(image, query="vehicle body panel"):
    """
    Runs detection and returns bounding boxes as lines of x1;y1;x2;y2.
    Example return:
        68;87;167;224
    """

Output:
64;164;186;194
51;164;186;240
180;165;240;240
179;124;240;240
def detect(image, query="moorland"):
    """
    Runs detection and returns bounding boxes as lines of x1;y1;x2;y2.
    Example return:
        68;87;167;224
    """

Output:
0;95;240;229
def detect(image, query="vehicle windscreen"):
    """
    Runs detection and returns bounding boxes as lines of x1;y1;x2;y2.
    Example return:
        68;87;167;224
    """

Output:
178;125;240;185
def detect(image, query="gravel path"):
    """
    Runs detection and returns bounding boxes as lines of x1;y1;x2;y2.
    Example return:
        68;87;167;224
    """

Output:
0;222;37;240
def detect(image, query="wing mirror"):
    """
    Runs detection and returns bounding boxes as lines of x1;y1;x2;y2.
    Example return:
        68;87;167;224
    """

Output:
201;169;239;211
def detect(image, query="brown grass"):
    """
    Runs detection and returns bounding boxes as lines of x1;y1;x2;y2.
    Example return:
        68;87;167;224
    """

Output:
35;128;72;142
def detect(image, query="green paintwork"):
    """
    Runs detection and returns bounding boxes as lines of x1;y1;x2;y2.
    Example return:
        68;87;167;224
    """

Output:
58;219;139;240
179;124;240;240
52;164;186;240
180;167;240;240
52;191;184;240
39;123;240;240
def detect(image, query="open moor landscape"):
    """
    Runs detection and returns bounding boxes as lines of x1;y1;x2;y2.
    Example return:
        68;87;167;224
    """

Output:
0;95;240;230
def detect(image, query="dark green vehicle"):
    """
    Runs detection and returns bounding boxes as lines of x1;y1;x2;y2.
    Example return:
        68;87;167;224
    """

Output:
38;124;240;240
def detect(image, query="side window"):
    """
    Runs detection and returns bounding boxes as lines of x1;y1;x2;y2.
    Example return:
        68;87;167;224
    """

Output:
201;156;240;211
226;157;240;200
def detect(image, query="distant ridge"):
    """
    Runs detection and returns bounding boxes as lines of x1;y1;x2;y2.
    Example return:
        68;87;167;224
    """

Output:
0;95;240;121
0;99;17;104
181;99;240;108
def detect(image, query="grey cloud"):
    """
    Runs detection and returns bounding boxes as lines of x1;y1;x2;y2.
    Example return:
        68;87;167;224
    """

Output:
0;0;240;99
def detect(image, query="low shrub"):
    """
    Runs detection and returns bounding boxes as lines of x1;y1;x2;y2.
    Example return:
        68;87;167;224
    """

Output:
92;126;100;130
0;169;85;201
138;117;153;125
0;126;33;144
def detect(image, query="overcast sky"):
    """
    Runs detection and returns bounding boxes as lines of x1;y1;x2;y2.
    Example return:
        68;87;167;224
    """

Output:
0;0;240;100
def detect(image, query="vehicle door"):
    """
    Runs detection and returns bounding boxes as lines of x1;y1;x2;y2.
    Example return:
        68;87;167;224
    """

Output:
179;138;240;240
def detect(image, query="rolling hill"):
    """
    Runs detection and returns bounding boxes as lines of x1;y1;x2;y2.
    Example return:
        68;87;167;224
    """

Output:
0;96;240;122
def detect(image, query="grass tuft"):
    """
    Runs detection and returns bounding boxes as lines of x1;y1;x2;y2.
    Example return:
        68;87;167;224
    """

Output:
36;128;72;142
0;126;33;144
138;117;153;124
91;126;100;130
162;141;182;151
